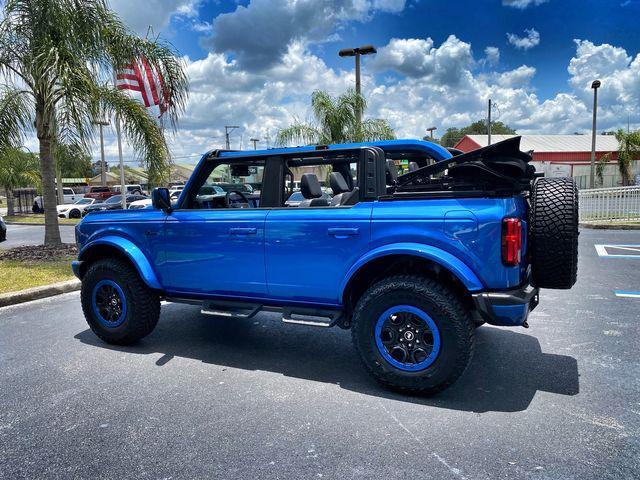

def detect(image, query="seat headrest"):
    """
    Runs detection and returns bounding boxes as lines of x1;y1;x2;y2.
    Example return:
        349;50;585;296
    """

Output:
409;161;419;172
385;160;398;184
329;172;349;194
301;173;322;199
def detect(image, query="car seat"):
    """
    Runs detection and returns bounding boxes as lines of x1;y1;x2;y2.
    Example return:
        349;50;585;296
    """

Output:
299;173;329;207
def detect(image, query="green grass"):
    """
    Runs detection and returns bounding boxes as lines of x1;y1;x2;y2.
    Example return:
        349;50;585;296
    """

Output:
0;259;75;294
3;214;80;225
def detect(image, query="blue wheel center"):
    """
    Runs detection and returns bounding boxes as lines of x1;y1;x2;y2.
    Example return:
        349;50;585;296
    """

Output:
92;280;127;328
374;305;441;372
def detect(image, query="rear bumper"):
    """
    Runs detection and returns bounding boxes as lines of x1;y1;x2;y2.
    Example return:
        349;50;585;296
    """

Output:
472;283;539;327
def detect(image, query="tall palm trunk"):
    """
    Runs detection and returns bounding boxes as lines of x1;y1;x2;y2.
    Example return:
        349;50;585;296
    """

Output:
35;101;61;245
4;187;14;216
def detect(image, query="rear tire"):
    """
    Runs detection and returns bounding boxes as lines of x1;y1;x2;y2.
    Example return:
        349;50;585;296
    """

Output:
351;275;474;395
529;177;579;289
81;258;160;345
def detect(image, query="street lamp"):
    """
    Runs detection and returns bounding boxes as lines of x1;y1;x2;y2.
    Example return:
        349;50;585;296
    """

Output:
225;125;240;150
339;45;377;126
249;138;260;150
426;127;437;139
92;119;110;187
589;79;601;189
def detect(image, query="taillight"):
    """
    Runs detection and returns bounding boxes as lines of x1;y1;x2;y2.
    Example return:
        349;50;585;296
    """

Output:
502;218;522;266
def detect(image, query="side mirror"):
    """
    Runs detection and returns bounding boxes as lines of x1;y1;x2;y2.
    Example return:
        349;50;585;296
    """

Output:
152;187;172;213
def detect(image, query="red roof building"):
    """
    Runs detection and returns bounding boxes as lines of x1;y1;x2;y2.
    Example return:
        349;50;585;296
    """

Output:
453;134;637;188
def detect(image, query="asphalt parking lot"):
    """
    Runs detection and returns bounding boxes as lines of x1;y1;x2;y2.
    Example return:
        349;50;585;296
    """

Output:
0;223;76;249
1;228;638;479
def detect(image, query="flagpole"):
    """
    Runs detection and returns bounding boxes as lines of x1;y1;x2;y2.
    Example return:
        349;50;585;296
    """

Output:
113;71;127;211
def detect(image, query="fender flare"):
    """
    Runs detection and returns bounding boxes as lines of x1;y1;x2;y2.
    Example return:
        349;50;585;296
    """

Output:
339;242;484;299
79;235;162;290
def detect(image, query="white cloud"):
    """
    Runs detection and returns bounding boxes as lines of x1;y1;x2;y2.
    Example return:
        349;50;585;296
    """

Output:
507;28;540;50
497;65;536;88
482;46;500;67
202;0;407;71
502;0;549;8
371;35;473;85
110;0;199;35
81;35;639;165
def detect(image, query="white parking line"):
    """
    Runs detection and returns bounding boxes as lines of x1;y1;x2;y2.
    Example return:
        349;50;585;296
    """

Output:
614;291;640;299
595;244;640;258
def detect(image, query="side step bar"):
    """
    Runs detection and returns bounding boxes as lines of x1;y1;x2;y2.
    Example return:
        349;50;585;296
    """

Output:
183;298;344;327
282;307;343;328
201;300;261;319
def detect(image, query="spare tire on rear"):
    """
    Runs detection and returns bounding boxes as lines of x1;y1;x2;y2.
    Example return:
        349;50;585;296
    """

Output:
529;177;579;289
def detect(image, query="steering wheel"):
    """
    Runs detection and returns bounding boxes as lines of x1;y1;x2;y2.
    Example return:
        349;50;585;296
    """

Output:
225;189;250;207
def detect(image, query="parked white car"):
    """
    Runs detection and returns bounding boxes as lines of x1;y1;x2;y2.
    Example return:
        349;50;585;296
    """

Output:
57;198;96;218
33;188;84;212
128;198;153;210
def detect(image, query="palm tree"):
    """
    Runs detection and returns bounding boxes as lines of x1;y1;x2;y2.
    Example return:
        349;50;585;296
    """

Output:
277;90;395;146
614;129;640;185
0;0;188;244
0;148;40;216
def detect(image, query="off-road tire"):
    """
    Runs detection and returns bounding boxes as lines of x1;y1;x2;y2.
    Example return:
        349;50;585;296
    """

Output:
81;258;160;345
351;275;474;395
529;177;579;289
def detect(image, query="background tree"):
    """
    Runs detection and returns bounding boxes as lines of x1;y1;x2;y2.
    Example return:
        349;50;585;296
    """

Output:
277;90;395;146
614;129;640;185
0;0;188;244
440;120;517;147
55;144;94;178
0;148;40;216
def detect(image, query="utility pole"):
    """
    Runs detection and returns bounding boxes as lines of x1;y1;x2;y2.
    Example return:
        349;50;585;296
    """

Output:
426;127;437;139
339;45;377;127
93;120;110;187
225;125;240;150
250;138;260;150
590;80;601;189
487;98;492;146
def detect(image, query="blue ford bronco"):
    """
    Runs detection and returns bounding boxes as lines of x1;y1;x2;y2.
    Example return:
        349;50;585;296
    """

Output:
73;137;579;394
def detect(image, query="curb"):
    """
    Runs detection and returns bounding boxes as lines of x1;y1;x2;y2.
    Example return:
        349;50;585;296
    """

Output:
0;279;81;308
580;222;640;230
5;222;78;226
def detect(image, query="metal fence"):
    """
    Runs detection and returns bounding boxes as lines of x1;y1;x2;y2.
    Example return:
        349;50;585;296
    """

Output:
579;185;640;222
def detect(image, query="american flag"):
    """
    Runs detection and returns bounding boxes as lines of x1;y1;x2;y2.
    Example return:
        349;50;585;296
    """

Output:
116;57;168;116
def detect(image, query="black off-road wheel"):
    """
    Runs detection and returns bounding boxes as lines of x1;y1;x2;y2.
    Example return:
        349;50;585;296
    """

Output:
351;275;474;395
81;258;160;345
529;177;579;289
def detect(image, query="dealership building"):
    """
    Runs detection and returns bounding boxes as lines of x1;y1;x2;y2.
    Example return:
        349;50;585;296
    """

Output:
454;134;640;188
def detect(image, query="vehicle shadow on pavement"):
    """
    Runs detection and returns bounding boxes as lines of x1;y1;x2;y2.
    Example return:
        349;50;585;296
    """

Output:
75;303;579;413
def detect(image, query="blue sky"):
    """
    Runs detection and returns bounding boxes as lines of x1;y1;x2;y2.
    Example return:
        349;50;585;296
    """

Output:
104;0;640;160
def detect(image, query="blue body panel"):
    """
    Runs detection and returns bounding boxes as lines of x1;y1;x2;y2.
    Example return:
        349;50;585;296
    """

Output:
265;202;373;303
74;139;532;326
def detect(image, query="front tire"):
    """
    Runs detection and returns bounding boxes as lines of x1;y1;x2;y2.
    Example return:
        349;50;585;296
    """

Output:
81;258;160;345
69;208;81;219
351;275;474;395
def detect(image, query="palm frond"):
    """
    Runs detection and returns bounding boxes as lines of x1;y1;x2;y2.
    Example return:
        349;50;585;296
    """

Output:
361;118;396;141
97;85;170;187
276;123;321;146
0;87;32;150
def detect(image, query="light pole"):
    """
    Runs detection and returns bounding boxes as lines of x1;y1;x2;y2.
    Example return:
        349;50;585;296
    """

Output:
589;80;601;189
92;120;110;187
487;98;492;146
225;125;240;150
426;127;437;139
339;45;377;126
250;138;260;150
